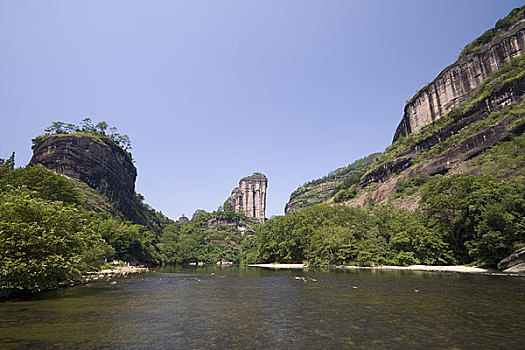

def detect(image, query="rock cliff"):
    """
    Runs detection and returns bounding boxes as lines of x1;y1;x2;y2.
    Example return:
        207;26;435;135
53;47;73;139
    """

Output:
29;135;138;221
394;14;525;141
362;73;525;188
226;173;267;223
284;7;525;214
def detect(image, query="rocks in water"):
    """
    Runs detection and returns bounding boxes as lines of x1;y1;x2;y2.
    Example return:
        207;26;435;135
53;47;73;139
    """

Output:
394;18;525;141
498;247;525;273
58;279;76;288
217;260;233;266
226;173;268;223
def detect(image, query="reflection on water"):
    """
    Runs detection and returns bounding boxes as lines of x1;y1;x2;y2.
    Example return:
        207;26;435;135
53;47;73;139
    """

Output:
1;266;524;349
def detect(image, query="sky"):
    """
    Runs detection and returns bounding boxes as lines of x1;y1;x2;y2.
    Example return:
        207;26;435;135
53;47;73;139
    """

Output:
0;0;522;219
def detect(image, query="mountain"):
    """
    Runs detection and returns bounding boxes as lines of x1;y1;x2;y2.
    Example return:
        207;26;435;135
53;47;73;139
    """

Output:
285;6;525;213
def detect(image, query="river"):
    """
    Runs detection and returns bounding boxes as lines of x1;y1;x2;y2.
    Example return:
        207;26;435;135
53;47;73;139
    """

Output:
0;266;523;349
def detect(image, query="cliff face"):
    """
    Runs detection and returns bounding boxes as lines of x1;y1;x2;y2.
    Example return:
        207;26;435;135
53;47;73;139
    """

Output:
362;66;525;190
29;135;138;221
349;70;525;210
394;18;525;141
227;173;267;223
284;7;525;214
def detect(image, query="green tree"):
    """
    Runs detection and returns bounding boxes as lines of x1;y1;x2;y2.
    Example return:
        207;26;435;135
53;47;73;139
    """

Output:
0;189;109;297
0;166;82;205
421;175;525;266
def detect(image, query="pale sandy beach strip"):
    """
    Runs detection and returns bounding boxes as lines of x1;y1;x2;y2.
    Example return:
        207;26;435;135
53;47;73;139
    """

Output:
247;263;511;275
247;263;308;269
343;265;496;274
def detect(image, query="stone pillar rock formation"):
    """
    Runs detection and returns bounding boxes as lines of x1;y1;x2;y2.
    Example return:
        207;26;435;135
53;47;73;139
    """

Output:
227;173;268;223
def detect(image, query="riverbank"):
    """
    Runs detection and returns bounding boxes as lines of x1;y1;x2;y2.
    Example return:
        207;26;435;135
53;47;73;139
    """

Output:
58;266;150;288
248;263;523;276
1;265;150;301
340;265;501;275
247;263;308;269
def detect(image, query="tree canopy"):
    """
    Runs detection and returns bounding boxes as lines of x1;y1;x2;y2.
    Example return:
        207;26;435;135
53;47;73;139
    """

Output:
32;118;132;152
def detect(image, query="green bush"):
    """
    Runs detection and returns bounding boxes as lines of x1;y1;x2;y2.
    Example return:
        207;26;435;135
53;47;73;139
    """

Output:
0;188;110;298
0;165;82;205
421;175;525;266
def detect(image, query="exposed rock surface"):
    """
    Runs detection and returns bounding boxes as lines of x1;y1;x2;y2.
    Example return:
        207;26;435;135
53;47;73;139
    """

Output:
227;173;267;223
361;74;525;190
394;18;525;141
178;215;190;226
498;247;525;273
29;135;138;221
285;10;525;216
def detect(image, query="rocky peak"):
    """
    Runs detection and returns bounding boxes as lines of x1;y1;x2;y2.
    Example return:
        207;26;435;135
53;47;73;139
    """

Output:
394;11;525;142
226;173;268;223
178;215;190;226
29;134;138;221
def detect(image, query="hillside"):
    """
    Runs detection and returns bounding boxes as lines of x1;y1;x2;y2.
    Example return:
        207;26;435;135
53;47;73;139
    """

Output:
285;6;525;213
285;153;382;214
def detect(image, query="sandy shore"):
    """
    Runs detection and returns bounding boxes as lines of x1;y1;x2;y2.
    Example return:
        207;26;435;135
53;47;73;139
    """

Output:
247;263;308;269
90;265;150;276
342;265;499;274
82;265;149;280
247;263;516;275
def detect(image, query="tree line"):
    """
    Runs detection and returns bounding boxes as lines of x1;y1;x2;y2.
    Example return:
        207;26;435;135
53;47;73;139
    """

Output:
32;118;132;152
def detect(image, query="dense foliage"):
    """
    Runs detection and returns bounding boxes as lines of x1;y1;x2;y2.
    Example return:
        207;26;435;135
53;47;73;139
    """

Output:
0;188;111;298
156;202;254;265
0;152;258;298
31;118;132;153
252;175;524;268
0;158;170;298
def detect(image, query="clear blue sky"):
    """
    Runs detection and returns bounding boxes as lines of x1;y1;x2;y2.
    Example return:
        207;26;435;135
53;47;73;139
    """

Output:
0;1;521;219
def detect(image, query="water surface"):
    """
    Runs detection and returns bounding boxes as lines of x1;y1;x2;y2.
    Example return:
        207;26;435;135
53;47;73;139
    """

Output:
1;266;524;349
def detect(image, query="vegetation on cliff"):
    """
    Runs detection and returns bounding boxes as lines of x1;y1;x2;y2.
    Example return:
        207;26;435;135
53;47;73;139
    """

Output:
31;118;132;155
286;51;523;211
459;5;525;58
285;153;382;213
